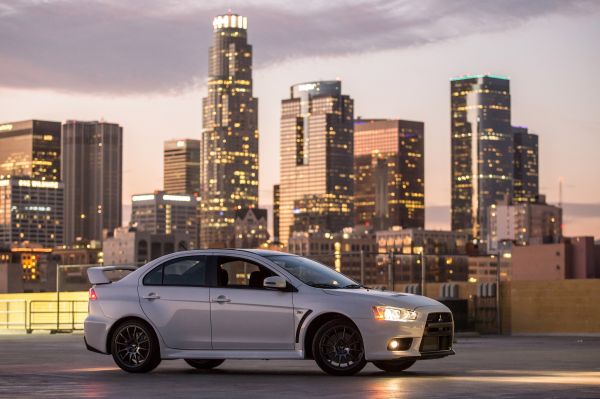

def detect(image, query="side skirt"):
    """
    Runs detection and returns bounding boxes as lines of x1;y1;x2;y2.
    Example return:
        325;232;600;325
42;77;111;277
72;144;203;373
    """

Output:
163;349;305;360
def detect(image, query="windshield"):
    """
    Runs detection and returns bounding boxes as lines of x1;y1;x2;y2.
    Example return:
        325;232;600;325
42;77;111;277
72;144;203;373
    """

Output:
264;255;359;289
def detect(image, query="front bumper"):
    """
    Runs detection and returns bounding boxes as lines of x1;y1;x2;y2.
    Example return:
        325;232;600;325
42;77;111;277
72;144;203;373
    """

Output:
358;305;454;361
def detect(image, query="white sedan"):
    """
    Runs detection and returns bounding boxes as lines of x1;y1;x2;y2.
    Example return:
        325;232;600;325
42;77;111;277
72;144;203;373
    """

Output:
84;249;454;375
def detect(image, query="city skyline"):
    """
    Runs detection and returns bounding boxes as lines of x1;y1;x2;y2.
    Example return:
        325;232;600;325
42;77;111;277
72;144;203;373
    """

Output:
1;1;599;238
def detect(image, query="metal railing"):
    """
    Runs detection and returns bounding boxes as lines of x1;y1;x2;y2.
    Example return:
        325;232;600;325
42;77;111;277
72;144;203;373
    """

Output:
0;299;27;330
28;300;88;333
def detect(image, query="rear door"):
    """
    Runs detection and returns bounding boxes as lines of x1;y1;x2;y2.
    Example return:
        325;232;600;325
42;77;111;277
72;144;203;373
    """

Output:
209;255;295;350
138;255;211;350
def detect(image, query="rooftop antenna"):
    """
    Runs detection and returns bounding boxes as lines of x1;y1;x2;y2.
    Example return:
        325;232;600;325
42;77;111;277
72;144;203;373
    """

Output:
558;176;563;208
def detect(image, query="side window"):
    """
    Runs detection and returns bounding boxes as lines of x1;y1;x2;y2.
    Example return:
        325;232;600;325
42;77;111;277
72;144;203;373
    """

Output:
216;257;275;289
143;265;163;285
143;256;208;287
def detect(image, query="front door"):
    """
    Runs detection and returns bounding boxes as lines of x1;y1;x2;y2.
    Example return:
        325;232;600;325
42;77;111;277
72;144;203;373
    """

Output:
138;255;211;350
209;256;295;350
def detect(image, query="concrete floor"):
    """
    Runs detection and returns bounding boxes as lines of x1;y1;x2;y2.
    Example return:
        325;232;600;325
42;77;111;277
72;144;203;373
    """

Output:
0;334;599;398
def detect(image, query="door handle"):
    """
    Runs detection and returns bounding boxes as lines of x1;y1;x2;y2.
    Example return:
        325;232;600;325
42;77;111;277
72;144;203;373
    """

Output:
143;293;160;300
213;295;231;303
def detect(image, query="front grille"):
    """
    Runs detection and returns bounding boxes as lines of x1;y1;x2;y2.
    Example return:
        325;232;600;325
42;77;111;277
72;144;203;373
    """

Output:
427;312;453;323
420;312;453;353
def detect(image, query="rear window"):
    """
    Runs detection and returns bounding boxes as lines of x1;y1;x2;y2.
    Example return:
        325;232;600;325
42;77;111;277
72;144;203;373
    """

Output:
143;256;208;286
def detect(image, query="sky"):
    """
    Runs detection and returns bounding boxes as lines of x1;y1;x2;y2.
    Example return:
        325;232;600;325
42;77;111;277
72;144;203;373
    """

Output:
0;0;599;238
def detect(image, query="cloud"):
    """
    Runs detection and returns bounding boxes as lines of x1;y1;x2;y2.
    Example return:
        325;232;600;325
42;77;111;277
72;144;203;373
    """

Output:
0;0;598;94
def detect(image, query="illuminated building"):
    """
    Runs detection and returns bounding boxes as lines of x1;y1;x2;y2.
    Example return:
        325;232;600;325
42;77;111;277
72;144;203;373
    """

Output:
451;75;513;243
130;191;199;250
164;139;200;195
487;195;562;253
0;120;61;181
0;246;57;293
200;13;258;248
62;120;122;244
287;228;380;286
280;80;354;244
273;184;280;243
354;118;425;230
0;178;63;247
234;208;269;248
512;126;539;203
376;228;469;284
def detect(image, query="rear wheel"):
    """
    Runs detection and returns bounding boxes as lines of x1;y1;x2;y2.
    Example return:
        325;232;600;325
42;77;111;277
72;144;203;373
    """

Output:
111;320;161;373
184;359;225;370
312;319;366;376
372;359;416;373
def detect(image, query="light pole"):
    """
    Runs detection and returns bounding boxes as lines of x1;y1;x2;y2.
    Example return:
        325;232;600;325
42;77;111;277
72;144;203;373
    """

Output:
420;250;426;296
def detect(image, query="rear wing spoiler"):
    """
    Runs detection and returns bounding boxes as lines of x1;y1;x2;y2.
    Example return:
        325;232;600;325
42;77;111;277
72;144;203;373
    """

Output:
87;265;138;285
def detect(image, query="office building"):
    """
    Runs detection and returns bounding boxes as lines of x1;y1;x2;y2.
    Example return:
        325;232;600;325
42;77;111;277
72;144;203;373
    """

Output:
131;191;199;250
487;195;562;252
451;75;512;243
234;208;269;248
0;120;61;181
164;139;201;195
376;228;469;284
354;118;425;230
273;184;280;243
200;13;259;248
280;80;354;243
512;126;539;203
62;120;122;244
0;178;63;248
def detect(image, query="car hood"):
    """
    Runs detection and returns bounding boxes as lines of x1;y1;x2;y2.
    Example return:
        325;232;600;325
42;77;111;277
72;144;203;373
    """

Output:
322;288;444;309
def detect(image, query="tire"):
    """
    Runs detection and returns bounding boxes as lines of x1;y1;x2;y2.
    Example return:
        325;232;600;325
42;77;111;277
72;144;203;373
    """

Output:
372;359;416;373
111;320;161;373
312;319;366;376
184;359;225;370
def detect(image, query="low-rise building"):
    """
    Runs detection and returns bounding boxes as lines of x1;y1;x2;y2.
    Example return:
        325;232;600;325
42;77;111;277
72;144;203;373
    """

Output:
511;236;600;281
487;195;561;253
376;228;469;284
234;208;269;249
288;228;381;286
102;226;189;266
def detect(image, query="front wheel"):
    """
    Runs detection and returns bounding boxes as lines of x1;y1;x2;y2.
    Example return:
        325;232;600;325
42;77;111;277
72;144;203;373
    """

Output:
111;320;161;373
312;319;366;376
372;359;416;373
184;359;225;370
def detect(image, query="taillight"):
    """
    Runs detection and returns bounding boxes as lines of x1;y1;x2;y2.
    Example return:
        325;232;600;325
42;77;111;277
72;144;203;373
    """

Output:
89;287;98;301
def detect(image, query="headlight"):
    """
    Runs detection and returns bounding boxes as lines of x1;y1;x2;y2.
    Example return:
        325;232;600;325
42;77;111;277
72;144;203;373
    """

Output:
373;306;418;321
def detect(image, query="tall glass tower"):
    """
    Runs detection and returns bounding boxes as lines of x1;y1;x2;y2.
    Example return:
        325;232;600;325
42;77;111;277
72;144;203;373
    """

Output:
451;75;512;243
200;13;259;248
512;126;539;204
279;81;354;244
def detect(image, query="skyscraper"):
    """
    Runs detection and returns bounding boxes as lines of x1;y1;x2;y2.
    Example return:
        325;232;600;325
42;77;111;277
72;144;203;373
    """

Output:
512;126;539;204
0;120;61;181
451;75;512;242
273;184;280;242
200;13;258;248
62;120;123;244
279;81;354;244
0;177;63;247
163;139;200;195
354;118;425;230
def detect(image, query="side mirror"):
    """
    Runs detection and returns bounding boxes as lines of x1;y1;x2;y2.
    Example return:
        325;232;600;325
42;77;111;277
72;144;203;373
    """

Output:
264;276;287;290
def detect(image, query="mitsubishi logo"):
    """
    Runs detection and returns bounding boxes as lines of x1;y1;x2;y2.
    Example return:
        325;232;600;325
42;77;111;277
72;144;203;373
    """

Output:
438;314;443;323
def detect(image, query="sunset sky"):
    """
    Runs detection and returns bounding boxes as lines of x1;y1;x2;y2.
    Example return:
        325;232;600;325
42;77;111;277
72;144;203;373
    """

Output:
1;0;599;237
